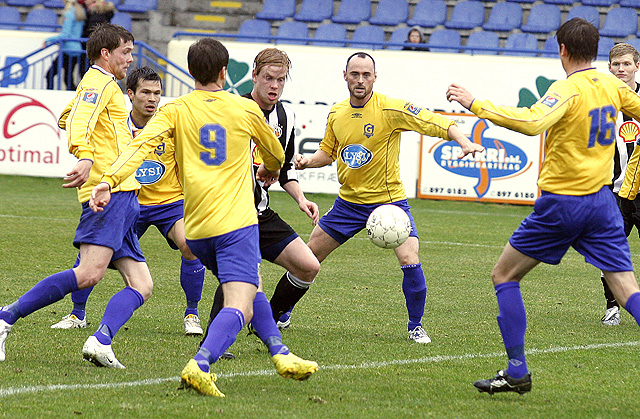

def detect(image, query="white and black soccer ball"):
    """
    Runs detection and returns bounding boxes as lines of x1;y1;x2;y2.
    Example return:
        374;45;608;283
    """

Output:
366;204;412;249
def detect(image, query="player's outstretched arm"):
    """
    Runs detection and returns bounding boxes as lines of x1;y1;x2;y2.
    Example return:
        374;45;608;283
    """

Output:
294;150;332;170
89;182;111;212
62;159;93;188
446;83;475;110
448;124;485;158
283;181;320;225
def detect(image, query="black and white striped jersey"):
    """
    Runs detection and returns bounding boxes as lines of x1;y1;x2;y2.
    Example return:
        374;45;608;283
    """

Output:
612;83;640;193
243;93;298;214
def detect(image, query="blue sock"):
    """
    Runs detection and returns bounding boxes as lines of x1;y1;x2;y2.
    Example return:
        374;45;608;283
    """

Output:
71;287;93;320
181;257;205;317
624;292;640;327
93;287;144;345
0;269;79;325
250;292;290;356
495;281;528;379
197;307;245;372
401;264;427;330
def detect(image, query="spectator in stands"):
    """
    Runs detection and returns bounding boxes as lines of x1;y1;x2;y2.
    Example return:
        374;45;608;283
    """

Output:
403;26;427;51
45;0;86;90
79;0;116;76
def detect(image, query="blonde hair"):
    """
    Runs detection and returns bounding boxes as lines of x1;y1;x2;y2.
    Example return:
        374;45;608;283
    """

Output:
609;43;639;64
64;0;86;21
253;48;291;78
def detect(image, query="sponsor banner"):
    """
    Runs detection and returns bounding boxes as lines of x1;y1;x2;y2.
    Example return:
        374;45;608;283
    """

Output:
418;113;543;205
0;30;58;88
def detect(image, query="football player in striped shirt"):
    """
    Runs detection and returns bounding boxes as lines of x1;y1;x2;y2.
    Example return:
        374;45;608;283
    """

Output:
51;66;207;335
447;18;640;394
293;51;484;345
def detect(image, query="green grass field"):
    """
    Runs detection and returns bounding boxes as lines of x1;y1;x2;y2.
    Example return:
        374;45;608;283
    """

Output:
1;174;639;418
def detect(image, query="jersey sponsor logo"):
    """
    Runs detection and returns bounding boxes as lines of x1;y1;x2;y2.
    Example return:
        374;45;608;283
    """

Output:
82;92;98;104
540;95;558;108
351;113;362;119
135;160;166;185
433;119;529;198
619;121;640;143
154;142;166;156
340;144;372;169
404;103;422;115
363;123;374;138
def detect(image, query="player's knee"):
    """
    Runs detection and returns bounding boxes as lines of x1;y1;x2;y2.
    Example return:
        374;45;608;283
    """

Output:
135;283;153;301
294;258;321;283
74;268;104;288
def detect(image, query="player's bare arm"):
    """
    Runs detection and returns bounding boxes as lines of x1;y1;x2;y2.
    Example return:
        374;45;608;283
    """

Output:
283;181;320;225
448;124;485;158
294;149;333;170
446;83;475;110
62;159;93;188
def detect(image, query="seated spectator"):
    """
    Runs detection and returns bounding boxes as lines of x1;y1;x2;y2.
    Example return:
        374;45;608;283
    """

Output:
45;0;86;90
403;26;428;51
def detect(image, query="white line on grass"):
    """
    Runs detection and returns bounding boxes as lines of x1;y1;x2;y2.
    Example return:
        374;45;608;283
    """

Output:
2;340;639;397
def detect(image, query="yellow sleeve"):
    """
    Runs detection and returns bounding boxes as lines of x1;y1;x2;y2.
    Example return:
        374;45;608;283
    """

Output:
66;83;114;161
101;104;175;188
470;82;572;136
319;111;338;160
248;110;285;172
619;144;640;200
384;101;454;140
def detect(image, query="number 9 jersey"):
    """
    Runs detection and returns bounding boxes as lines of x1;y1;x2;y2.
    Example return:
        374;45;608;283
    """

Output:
470;69;640;195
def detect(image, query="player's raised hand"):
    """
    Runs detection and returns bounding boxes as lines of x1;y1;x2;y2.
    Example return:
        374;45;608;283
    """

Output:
294;154;309;170
256;163;280;187
63;159;93;188
89;182;111;212
446;83;475;110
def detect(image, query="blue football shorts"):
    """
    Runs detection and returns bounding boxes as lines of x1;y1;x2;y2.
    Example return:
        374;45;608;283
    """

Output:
318;196;418;244
137;200;184;250
509;186;633;272
186;224;261;287
73;191;145;264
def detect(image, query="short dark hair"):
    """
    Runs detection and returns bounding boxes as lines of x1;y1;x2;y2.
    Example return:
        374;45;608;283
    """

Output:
86;23;134;61
345;52;376;72
187;38;229;85
126;66;162;93
556;18;598;63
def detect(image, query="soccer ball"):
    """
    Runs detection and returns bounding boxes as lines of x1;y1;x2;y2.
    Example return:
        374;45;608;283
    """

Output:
366;204;412;249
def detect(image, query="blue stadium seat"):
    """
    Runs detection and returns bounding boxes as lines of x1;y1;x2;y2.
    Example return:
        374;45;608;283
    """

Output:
483;2;522;32
117;0;157;13
311;23;347;47
597;36;616;59
541;35;558;57
503;33;538;56
445;1;484;30
0;6;21;30
43;0;65;8
566;5;599;27
256;0;296;20
505;0;536;3
276;21;309;45
582;0;620;6
237;19;271;42
625;37;640;52
427;29;461;53
599;8;637;38
6;0;44;6
23;8;58;32
350;25;385;49
111;12;132;32
294;0;333;23
543;0;574;4
620;0;640;6
332;0;371;24
521;3;561;34
369;0;408;26
407;0;446;28
387;26;411;50
465;30;499;55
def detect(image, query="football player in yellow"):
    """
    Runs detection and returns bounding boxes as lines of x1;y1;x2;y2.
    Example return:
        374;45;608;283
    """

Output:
293;51;484;345
89;38;317;397
51;66;207;335
447;18;640;394
0;24;152;369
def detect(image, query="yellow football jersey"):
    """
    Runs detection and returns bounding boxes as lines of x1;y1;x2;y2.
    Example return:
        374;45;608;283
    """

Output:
58;66;139;203
101;89;285;240
471;68;640;196
320;92;454;204
129;115;183;206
